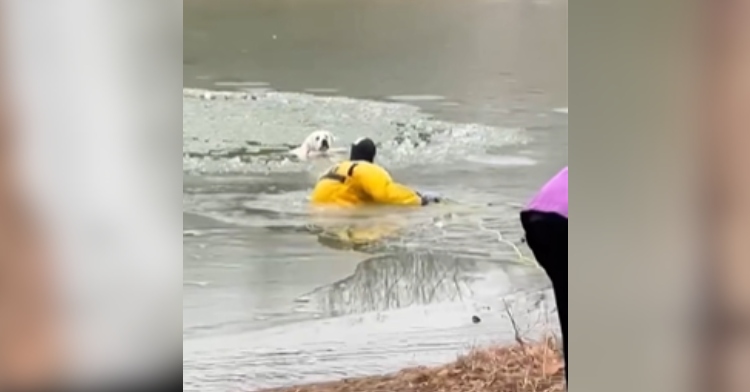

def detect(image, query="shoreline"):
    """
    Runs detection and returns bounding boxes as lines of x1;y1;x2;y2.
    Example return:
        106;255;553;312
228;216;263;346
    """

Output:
256;337;565;392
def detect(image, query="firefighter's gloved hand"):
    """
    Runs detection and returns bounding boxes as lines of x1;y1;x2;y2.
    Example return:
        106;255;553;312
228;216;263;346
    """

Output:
418;191;442;206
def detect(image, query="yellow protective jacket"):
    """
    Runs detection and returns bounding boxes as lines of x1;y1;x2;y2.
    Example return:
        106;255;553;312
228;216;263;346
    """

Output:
310;161;422;207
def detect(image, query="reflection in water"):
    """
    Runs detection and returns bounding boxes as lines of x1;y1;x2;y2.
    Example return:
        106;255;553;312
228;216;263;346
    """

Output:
304;205;420;252
299;252;546;317
304;202;500;254
310;221;405;251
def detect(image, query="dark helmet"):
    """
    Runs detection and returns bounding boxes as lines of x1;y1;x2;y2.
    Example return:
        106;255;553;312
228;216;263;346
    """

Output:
350;137;377;163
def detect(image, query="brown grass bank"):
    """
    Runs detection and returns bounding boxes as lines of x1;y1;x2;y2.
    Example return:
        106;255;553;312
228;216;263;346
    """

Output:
257;337;566;392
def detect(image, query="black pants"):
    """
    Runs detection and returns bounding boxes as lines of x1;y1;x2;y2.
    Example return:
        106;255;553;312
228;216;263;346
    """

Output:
520;210;568;379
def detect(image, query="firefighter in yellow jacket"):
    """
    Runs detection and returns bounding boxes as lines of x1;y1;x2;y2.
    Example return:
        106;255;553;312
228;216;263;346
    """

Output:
310;137;441;207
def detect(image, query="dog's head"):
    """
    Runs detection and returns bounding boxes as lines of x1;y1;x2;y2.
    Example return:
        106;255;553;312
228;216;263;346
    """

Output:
303;130;335;154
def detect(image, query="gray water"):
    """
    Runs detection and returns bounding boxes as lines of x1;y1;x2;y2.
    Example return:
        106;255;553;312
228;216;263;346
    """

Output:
183;0;568;390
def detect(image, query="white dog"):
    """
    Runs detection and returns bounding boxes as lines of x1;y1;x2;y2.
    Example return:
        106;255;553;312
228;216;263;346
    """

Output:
289;130;345;161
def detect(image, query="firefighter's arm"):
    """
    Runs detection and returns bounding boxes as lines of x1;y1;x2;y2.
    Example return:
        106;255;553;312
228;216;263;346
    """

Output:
354;164;423;206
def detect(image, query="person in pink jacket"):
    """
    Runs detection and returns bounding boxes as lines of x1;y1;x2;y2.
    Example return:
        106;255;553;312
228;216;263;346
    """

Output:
520;166;568;379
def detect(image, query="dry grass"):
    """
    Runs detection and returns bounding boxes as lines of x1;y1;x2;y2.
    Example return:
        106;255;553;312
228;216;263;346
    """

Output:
257;337;566;392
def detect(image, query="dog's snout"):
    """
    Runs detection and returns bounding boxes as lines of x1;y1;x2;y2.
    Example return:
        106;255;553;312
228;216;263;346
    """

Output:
320;138;330;149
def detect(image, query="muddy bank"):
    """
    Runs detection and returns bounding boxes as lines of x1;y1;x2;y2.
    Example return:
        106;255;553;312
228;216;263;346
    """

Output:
257;338;565;392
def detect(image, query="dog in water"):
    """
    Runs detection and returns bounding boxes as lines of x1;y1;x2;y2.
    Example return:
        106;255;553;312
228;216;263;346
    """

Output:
289;130;345;161
288;130;350;185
